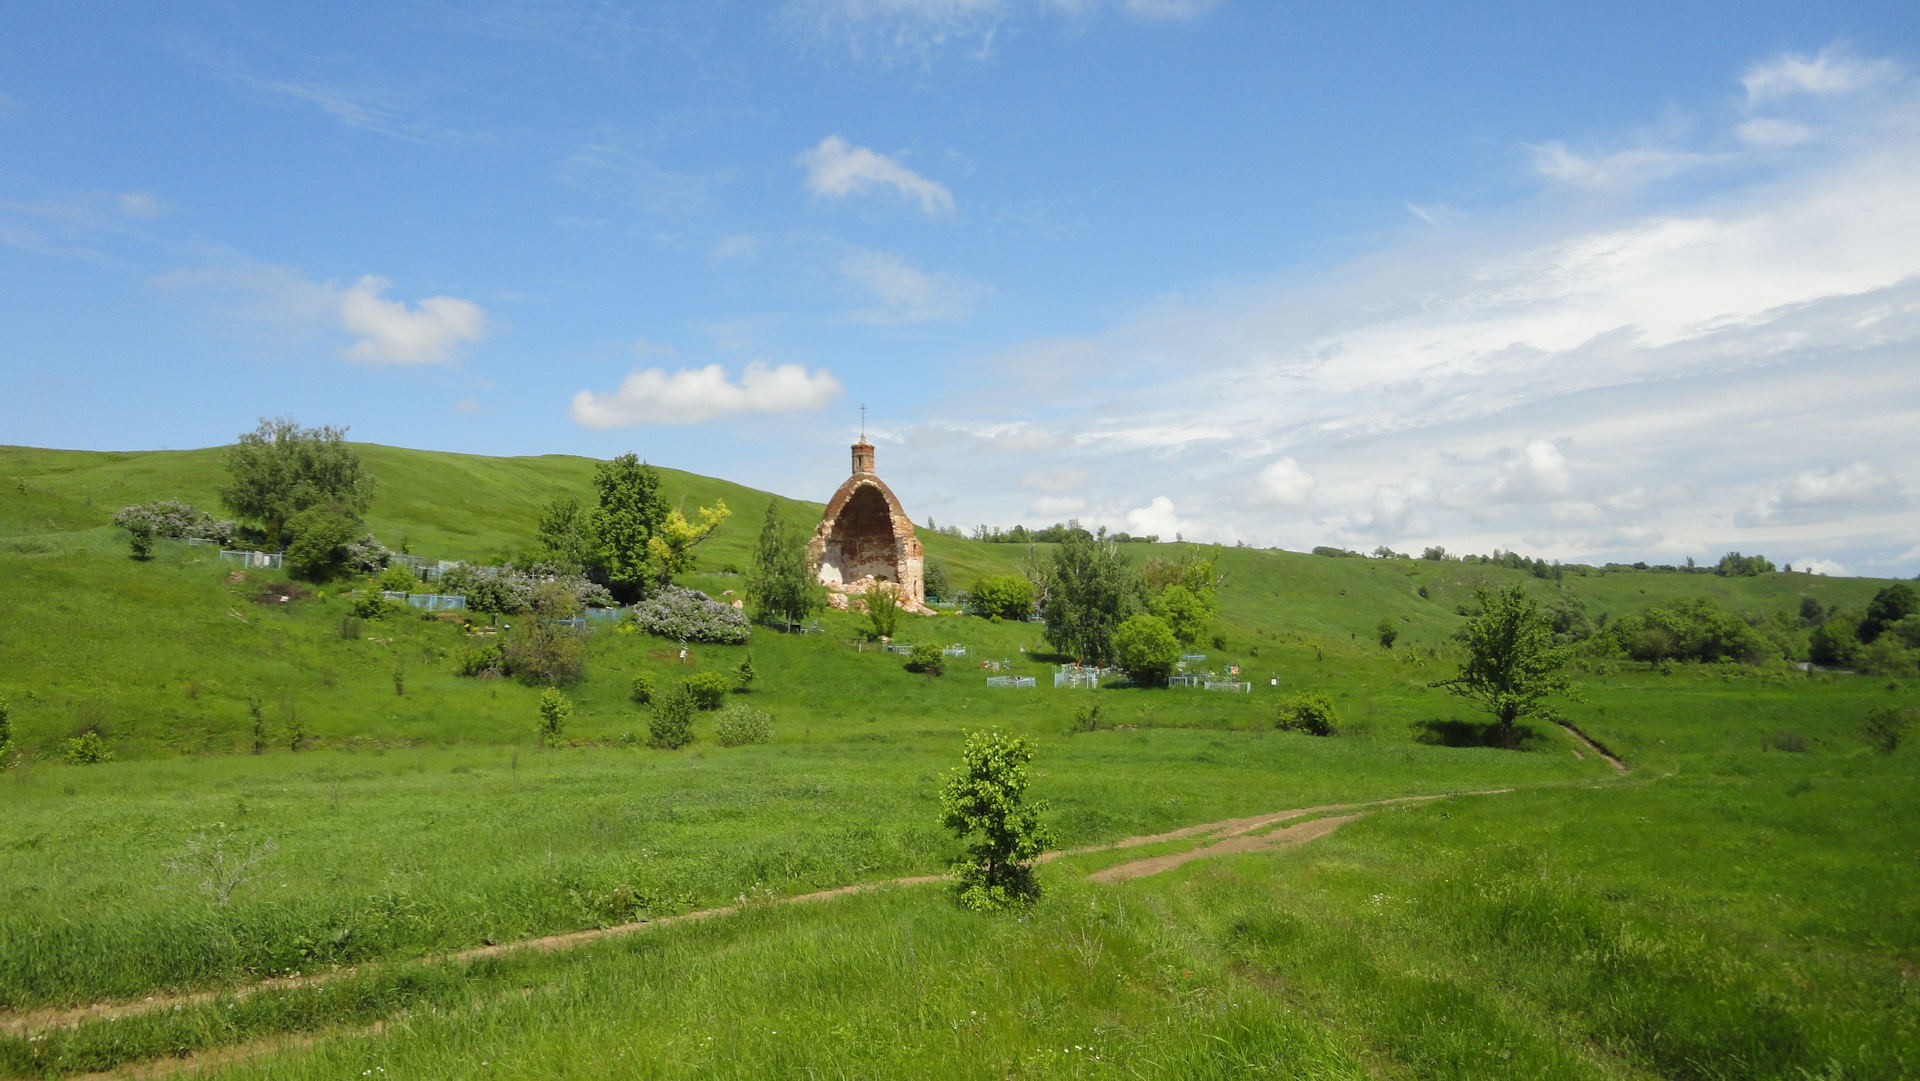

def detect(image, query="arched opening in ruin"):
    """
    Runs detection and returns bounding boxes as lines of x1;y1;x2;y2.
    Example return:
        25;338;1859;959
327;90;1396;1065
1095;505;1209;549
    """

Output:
817;484;901;587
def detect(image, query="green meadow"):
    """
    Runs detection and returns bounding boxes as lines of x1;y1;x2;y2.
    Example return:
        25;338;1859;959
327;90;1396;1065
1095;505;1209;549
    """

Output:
1;443;1915;1080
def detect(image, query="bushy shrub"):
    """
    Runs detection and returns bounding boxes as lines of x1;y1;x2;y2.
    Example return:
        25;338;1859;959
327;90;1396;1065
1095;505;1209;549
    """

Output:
905;642;945;674
970;575;1035;620
630;672;657;704
375;564;417;594
630;586;751;644
502;618;588;687
1771;729;1809;753
455;643;504;677
1859;584;1919;643
439;563;613;616
1277;692;1340;736
537;688;572;748
1375;617;1398;649
339;615;364;639
1112;613;1180;684
285;504;360;581
685;671;732;710
863;583;901;640
1864;705;1909;754
715;704;774;747
351;592;402;620
1605;597;1772;664
648;682;694;749
110;499;235;544
61;731;114;765
0;697;13;766
735;652;756;692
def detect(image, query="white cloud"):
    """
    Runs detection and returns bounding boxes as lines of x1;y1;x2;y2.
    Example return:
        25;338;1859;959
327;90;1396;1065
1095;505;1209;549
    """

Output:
1531;142;1723;188
1736;118;1813;147
799;136;955;215
339;275;488;365
711;234;759;258
1490;440;1574;502
1742;47;1899;102
1123;0;1221;17
569;361;844;428
1791;557;1848;576
454;397;482;414
1126;496;1190;539
1253;457;1314;506
1743;462;1906;524
841;248;981;322
116;192;167;219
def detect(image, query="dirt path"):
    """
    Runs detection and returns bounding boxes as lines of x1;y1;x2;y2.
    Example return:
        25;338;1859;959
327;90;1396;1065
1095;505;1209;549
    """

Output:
1557;721;1628;772
5;790;1505;1042
1087;812;1367;882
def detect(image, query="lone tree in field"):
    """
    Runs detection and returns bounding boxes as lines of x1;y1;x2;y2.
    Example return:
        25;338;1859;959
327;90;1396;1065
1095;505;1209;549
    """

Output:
1043;534;1145;664
590;453;668;601
219;417;376;547
940;728;1054;912
748;502;823;630
1431;585;1575;749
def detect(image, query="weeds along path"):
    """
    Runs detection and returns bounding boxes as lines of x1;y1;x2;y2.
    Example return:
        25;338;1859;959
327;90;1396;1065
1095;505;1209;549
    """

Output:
6;788;1521;1044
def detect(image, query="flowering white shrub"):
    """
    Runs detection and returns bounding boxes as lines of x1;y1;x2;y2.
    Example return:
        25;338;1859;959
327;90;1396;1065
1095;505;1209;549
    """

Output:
110;500;235;544
344;534;393;573
630;586;751;644
438;562;616;615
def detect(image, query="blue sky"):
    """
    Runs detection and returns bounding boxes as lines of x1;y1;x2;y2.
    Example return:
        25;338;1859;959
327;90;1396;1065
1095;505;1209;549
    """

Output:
4;1;1920;574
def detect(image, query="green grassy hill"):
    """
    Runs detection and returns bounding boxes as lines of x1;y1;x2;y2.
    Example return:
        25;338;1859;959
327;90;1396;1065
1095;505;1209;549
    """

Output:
0;441;1914;1081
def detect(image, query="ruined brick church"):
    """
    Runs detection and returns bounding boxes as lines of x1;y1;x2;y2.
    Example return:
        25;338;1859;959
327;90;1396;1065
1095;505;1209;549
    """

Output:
807;437;932;614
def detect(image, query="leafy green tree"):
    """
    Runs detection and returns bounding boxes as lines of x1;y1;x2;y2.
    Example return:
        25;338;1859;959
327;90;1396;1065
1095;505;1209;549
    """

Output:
1042;536;1145;664
864;583;902;640
535;495;598;572
1151;584;1216;647
1277;692;1340;736
284;504;362;581
970;575;1035;620
1431;585;1576;749
501;583;588;686
219;417;375;547
939;729;1054;911
648;499;731;583
735;651;756;692
748;502;823;630
1798;596;1827;627
590;454;667;601
1375;617;1399;649
1809;612;1861;666
1858;584;1919;643
924;562;951;602
1713;551;1775;577
1112;613;1181;684
126;519;155;561
537;689;572;748
1605;597;1772;664
648;682;695;749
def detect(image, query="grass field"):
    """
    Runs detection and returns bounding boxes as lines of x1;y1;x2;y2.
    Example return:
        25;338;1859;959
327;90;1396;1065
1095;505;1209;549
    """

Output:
1;442;1915;1080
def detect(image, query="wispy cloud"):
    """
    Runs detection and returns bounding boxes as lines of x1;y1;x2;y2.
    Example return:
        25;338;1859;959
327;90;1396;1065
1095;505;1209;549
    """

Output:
893;44;1920;572
779;0;1225;62
215;65;483;145
840;248;983;322
557;141;728;221
154;261;490;365
798;136;955;215
570;361;844;428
